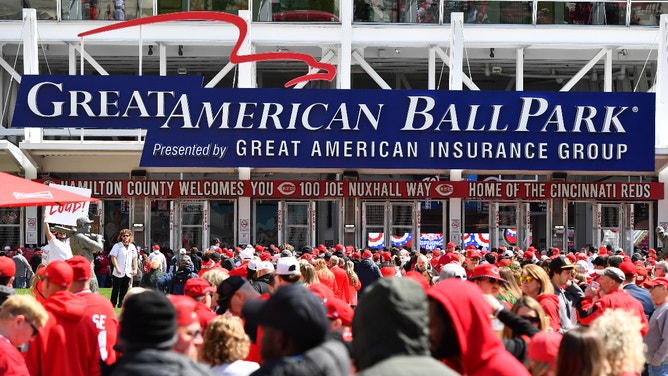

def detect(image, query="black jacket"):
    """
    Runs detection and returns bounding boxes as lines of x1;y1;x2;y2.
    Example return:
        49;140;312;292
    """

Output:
354;258;382;294
250;339;349;376
104;348;212;376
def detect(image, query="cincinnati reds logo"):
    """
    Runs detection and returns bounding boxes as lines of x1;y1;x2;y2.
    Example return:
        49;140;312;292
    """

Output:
77;11;337;88
277;182;296;195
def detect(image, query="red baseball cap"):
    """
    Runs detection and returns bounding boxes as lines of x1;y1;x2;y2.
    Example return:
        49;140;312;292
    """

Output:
0;256;16;278
469;264;507;282
466;249;482;259
38;260;74;288
439;252;460;265
381;252;392;262
499;258;511;267
645;277;668;289
66;255;92;281
447;242;456;248
619;261;637;276
184;278;215;298
325;297;354;327
168;295;198;327
152;244;160;251
362;250;373;259
527;332;562;368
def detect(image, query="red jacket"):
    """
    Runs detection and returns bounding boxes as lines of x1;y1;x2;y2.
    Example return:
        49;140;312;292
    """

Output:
0;335;30;376
576;288;649;336
536;294;561;333
75;290;119;365
24;291;101;376
428;280;531;376
330;265;351;304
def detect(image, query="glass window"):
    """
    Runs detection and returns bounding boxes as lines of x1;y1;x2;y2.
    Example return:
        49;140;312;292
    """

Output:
150;200;171;249
0;208;21;248
256;0;339;21
210;201;235;248
255;201;278;246
103;200;130;250
463;199;490;249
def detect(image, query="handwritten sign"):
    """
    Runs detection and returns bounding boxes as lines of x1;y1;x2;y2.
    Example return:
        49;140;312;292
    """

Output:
45;184;91;226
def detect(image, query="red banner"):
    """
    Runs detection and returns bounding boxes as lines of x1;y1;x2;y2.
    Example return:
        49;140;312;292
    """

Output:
43;180;663;201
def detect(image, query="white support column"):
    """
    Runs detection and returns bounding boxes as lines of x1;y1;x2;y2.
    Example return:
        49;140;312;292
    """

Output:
604;48;612;92
23;9;42;144
22;9;39;247
237;10;256;88
449;170;463;246
516;47;524;91
657;15;668;146
428;46;436;90
659;167;668;234
159;43;167;76
238;167;252;245
449;13;463;90
338;0;352;89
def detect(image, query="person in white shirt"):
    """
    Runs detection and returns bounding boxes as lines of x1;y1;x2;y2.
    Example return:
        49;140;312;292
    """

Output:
148;245;167;273
42;216;72;265
109;229;137;308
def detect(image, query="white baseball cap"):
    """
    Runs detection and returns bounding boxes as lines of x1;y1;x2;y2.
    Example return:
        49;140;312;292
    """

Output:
240;247;254;261
179;248;187;255
276;257;300;276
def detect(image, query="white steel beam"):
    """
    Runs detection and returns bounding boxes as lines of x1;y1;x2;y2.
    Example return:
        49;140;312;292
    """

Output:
433;47;479;90
657;14;668;146
72;42;109;75
559;48;608;92
351;50;391;90
450;13;463;90
294;49;336;89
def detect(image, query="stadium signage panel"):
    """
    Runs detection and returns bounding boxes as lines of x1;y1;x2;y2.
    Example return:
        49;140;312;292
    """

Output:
13;75;655;171
43;180;663;201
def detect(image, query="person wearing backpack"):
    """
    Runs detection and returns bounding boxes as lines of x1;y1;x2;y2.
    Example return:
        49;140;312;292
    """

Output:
157;255;198;295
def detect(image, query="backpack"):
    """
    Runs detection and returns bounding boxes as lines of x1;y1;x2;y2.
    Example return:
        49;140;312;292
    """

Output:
169;269;192;294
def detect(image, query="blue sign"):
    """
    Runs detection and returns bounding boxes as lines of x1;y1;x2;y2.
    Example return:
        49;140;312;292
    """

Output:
12;75;655;171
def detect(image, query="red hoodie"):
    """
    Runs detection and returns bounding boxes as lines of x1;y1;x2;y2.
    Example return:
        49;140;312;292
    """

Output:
535;294;561;333
24;291;101;376
427;280;531;376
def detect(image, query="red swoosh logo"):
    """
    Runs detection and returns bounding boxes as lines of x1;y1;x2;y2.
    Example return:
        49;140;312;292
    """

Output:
77;11;337;88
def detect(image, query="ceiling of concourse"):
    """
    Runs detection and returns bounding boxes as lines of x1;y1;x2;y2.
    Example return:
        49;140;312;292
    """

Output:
0;42;656;91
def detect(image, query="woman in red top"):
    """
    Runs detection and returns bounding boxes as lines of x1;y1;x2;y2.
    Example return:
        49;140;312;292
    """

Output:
314;259;337;294
520;264;561;333
344;261;361;307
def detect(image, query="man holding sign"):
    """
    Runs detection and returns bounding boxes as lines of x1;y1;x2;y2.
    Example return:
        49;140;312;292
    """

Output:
43;215;72;265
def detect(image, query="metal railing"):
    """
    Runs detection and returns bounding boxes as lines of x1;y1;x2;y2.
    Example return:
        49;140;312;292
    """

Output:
0;0;665;25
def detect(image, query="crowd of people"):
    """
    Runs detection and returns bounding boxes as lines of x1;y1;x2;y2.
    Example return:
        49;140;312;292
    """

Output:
0;226;667;376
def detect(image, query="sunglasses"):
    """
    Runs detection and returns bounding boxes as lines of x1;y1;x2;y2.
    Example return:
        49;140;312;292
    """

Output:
26;320;39;337
520;315;541;326
520;275;534;284
469;257;480;261
121;234;131;238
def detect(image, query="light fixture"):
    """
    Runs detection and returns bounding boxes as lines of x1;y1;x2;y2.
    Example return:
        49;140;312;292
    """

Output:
395;48;400;54
489;48;495;58
177;66;187;75
178;45;183;56
148;45;153;55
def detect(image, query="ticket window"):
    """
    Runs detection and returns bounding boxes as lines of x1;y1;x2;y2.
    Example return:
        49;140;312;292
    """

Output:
419;200;446;250
210;200;236;248
180;201;205;251
254;201;279;246
599;204;622;250
463;200;490;250
149;200;172;249
362;202;417;250
282;202;312;248
103;200;130;250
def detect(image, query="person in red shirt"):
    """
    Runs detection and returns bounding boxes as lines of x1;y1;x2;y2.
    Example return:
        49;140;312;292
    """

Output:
183;278;217;332
24;260;102;376
0;295;48;376
574;266;649;336
66;256;119;366
328;255;351;303
428;279;531;376
464;247;482;278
